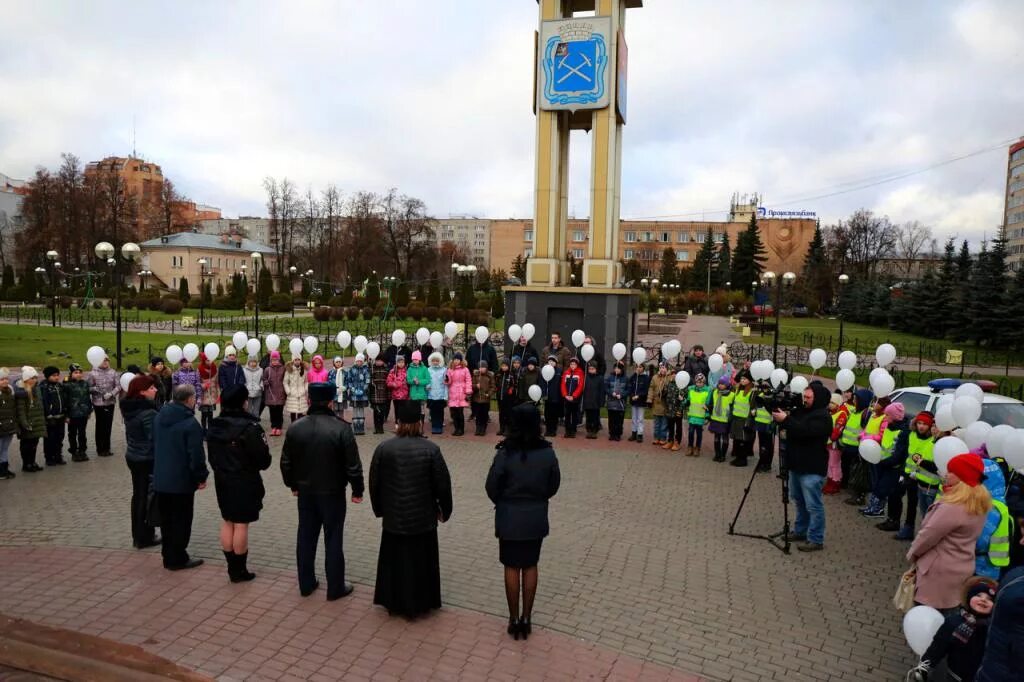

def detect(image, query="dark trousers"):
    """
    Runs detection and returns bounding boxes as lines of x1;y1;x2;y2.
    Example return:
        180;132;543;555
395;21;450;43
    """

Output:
127;459;156;546
19;437;39;468
472;402;489;432
731;431;754;462
44;421;65;464
874;466;900;503
756;428;775;470
669;416;684;443
296;493;347;597
687;423;704;448
563;401;581;434
94;405;114;455
714;431;730;459
608;410;625;438
449;406;465;433
888;477;918;527
372;401;390;432
68;417;88;454
428;400;446;433
498;401;514;433
544;401;561;435
840;445;859;489
584;408;601;433
158;492;195;568
200;406;214;431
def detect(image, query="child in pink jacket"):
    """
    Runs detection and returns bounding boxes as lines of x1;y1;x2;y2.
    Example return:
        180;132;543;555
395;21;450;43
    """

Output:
445;352;473;436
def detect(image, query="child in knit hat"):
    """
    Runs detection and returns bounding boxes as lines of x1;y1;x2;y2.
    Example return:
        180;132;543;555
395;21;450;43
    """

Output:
0;368;15;479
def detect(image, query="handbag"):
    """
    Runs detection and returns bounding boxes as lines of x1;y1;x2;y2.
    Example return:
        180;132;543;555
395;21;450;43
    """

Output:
893;566;916;612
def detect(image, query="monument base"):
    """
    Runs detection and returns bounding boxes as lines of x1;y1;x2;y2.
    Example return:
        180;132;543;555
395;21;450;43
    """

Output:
503;286;639;363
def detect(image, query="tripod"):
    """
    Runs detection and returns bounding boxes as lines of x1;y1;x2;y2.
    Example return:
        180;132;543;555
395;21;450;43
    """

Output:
728;427;791;554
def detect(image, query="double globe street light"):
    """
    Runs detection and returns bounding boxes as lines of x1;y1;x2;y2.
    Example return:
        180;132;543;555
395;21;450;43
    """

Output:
761;270;796;365
94;241;140;369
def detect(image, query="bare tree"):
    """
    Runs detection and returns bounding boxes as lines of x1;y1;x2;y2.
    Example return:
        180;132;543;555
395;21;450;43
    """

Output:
0;210;13;269
320;184;342;282
263;177;281;275
896;220;935;276
278;178;298;272
825;209;898;279
341;191;388;281
379;188;434;279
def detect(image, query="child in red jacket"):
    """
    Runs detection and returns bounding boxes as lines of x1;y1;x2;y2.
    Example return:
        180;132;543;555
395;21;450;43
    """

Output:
561;357;585;438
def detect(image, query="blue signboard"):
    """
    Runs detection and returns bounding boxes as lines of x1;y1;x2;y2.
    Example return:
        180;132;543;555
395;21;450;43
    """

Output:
539;18;611;111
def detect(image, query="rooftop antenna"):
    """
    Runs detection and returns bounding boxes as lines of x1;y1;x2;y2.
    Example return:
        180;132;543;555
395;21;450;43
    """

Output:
131;115;137;159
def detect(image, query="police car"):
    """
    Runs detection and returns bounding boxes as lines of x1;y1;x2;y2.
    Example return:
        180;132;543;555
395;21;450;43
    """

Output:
889;379;1024;428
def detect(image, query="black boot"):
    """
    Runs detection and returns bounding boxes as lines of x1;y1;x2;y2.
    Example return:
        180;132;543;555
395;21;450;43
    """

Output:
232;552;256;583
0;462;14;479
628;432;637;441
636;434;643;443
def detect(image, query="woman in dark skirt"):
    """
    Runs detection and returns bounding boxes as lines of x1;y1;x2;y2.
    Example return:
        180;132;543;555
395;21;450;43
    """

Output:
369;400;453;618
207;384;272;582
485;403;561;640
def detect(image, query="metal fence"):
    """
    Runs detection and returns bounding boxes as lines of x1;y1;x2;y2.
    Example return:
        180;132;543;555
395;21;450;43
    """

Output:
790;331;1016;372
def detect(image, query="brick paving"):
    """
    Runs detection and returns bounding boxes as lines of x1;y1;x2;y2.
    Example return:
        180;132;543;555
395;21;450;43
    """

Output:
0;318;918;681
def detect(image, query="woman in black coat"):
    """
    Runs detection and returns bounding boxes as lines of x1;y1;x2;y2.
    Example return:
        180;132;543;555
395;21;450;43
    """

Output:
207;384;272;583
485;403;561;640
121;375;161;549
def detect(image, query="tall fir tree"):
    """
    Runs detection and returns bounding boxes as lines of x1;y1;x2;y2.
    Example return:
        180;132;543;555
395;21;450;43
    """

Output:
178;277;191;305
426;278;441;307
1003;265;1024;348
257;267;273;306
1;265;14;295
934;238;957;338
510;254;527;281
690;229;716;289
969;236;1008;346
731;213;768;291
659;247;678;285
715;233;731;288
798;222;831;313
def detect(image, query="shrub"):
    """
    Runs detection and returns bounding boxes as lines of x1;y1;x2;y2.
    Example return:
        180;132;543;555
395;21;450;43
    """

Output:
361;306;374;320
328;295;346;307
439;306;455;320
92;300;103;309
211;295;233;310
267;293;291;313
408;303;424;319
395;306;410;319
161;298;184;314
345;306;360;321
121;297;136;310
424;305;439;321
312;306;331;322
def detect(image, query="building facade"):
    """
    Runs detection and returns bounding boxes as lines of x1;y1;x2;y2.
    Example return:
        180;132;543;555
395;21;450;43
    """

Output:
0;172;27;268
1004;139;1024;269
198;217;272;245
430;218;490;267
138;232;276;295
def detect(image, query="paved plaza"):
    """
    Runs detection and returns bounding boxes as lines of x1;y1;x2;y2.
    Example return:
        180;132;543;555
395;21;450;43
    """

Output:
0;319;917;681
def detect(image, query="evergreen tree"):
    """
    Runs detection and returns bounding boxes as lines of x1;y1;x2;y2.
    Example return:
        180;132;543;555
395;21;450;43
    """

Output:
715;233;732;288
511;254;527;281
414;283;425;302
798;222;831;313
732;213;767;290
178;277;191;305
458;276;475;308
22;267;38;301
957;240;972;279
476;268;492;293
427;278;441;307
1;265;14;296
300;274;311;299
365;272;380;308
216;281;225;298
491;289;505;319
969;237;1008;346
394;281;410;307
689;229;716;290
1004;266;1024;348
933;238;957;338
202;281;212;306
622;258;643;285
257;267;273;306
659;247;678;285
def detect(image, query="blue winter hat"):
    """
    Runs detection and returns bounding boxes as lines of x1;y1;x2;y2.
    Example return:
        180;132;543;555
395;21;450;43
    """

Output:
512;355;522;363
854;388;874;410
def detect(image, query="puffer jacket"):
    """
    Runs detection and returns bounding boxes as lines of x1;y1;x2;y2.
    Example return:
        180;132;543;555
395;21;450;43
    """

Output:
427;365;448;401
87;366;119;407
261;363;286;406
662;382;683;419
538;372;561;404
406;363;430;401
561;367;584;402
977;567;1024;682
497;370;518;405
516;367;539;403
243;365;263;398
281;405;364;495
14;382;44;439
208;409;271;492
307;356;329;384
346;363;370;403
121;397;158;463
172;367;203;405
369;435;453;534
283;366;309;414
64;379;93;419
0;386;16;437
605;374;627;411
473;370;494;404
627;370;651;407
581;372;604;410
647;373;670;416
386;366;409;401
327;366;346;403
370;364;390;404
41;381;66;423
218;359;245;393
446;366;473;408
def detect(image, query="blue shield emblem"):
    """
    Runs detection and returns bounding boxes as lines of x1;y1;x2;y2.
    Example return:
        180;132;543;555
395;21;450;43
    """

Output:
542;33;608;107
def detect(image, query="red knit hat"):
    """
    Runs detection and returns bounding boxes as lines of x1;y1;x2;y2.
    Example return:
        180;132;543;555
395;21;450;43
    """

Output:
947;453;985;487
913;411;934;427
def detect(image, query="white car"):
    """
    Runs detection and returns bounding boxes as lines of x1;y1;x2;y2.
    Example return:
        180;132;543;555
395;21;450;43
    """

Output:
889;379;1024;428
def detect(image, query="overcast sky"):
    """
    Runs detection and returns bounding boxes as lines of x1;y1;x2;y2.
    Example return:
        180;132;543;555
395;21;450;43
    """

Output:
1;1;1021;244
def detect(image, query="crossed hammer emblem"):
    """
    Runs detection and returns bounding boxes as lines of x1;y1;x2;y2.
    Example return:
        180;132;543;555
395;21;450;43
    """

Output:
557;51;592;84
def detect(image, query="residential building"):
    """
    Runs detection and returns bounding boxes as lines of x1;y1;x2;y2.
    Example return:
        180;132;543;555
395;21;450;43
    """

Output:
0;172;27;269
430;217;490;267
1004;138;1024;269
138;232;277;295
198;217;272;245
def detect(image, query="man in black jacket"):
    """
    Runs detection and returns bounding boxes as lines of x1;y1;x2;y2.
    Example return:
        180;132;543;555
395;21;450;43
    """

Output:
281;382;364;600
773;382;832;552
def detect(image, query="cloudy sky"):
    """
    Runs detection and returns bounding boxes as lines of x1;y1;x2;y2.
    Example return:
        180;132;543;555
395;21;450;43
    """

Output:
1;1;1021;243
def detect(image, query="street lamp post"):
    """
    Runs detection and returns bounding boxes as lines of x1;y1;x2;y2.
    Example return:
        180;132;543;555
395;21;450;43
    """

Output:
251;252;263;337
197;258;209;326
762;271;796;364
288;266;298;317
139;269;152;291
452;264;477;347
94;241;140;369
45;250;58;327
837;273;850;351
640;277;659;332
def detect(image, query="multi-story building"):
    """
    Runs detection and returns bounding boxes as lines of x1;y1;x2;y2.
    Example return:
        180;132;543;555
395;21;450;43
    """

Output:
0;172;27;268
198;217;272;245
138;232;277;295
430;217;490;267
1004;139;1024;269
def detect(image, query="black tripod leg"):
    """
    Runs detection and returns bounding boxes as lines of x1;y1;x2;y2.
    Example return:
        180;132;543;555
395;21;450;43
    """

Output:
728;463;761;535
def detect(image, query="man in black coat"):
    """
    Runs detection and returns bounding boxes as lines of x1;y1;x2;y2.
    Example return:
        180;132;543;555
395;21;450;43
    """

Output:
467;339;498;374
281;382;364;600
384;343;412;369
773;382;832;552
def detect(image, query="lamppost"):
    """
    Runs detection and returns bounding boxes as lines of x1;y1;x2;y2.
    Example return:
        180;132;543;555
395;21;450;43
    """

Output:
452;264;477;345
705;255;720;314
289;265;297;317
640;277;659;332
139;269;152;291
304;269;314;310
837;273;850;351
251;252;263;337
239;264;248;316
94;241;140;369
45;250;59;327
762;271;796;364
197;258;210;326
381;275;398;320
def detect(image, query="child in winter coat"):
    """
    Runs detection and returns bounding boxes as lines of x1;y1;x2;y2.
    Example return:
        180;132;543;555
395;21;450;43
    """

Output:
15;367;44;472
708;376;734;462
582;361;605;439
307;354;329;384
327;357;346;419
662;371;683;452
0;368;15;479
386;356;410;425
261;351;286;435
445;353;473;436
243;356;264;418
471;360;494;436
284;355;308;422
605;363;627;441
561;357;585;438
626;362;650;443
509;356;524;406
496;359;517;436
728;371;756;467
64;363;93;461
41;366;67;466
683;373;711;457
516;357;540;404
646;363;671;445
539;356;562;438
148;357;173;406
862;401;909;519
909;577;997;682
217;347;245;397
426;352;449;435
198;353;219;431
370;356;391;434
345;354;371;435
823;392;846;495
172;358;203;407
406;351;431;421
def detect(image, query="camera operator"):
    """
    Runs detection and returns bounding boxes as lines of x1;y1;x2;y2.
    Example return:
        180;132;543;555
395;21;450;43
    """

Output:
772;382;832;552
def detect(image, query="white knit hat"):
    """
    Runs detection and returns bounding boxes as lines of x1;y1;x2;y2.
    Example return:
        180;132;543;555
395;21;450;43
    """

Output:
225;345;237;357
355;353;365;362
21;366;37;382
0;368;8;379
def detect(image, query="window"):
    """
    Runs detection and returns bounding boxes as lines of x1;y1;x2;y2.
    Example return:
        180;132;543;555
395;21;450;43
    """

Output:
524;248;533;258
524;230;534;241
1008;210;1024;225
172;277;177;287
624;231;636;243
1012;149;1024;163
696;232;706;243
623;249;634;259
571;249;584;259
572;230;586;242
1008;177;1024;193
643;232;653;242
677;231;689;243
714;232;724;243
677;251;689;262
661;232;670;243
1010;194;1024;209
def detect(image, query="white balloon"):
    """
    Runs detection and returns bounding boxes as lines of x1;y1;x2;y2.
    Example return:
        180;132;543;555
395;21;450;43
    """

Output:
183;343;200;362
708;353;724;373
353;335;368;353
522;323;536;341
662;340;681;361
224;345;237;358
934;405;957;432
904;606;946;657
245;338;261;357
265;334;281;352
541;365;555;382
870;369;895;398
835;369;855;391
869;367;889;386
955;383;985;402
837;350;857;371
444;321;458;339
612;343;627;361
416;327;430;346
962;421;993;451
580;344;595;362
119;372;135;393
987;424;1016;458
808;348;827;371
632;347;647;365
934;436;969;476
507;324;522;342
875;343;897;367
528;384;543;402
674;371;690;389
365;341;381;360
288;338;303;357
749;360;763;381
204;342;220;362
569;330;584;348
391;329;406;347
429;331;444;349
165;345;183;365
336;331;352;350
790;376;809;394
475;326;489;344
858;439;882;464
769;368;788;388
86;346;106;368
951;396;983;429
1003;431;1024;471
303;336;318;354
232;331;248;351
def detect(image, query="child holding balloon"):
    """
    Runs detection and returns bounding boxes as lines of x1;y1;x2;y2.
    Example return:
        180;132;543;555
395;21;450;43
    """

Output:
604;363;627;442
198;352;219;431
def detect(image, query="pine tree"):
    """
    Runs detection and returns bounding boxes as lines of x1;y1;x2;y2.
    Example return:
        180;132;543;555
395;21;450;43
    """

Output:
732;213;767;290
933;238;957;338
969;237;1008;346
178;277;191;305
957;240;972;280
257;267;273;306
427;279;441;307
715;233;732;288
22;267;38;301
798;222;831;313
491;289;505;319
476;268;492;293
365;272;380;308
201;281;212;306
414;283;425;302
1004;266;1024;348
1;265;14;296
659;247;678;285
511;254;526;281
394;281;410;307
690;230;715;290
458;276;475;308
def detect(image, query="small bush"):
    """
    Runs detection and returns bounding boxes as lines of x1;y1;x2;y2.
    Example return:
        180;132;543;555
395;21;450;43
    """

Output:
312;306;331;322
424;306;439;321
345;306;360;321
121;298;136;310
211;295;233;310
161;298;184;314
92;300;103;309
396;306;410;319
330;306;346;321
361;306;374;320
59;296;73;309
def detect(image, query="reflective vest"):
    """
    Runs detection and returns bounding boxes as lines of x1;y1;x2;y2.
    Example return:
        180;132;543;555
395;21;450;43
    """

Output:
830;410;842;445
840;408;866;447
988;500;1012;567
904;432;941;487
754;395;772;425
710;391;733;423
732;390;752;419
879;427;900;461
687;387;710;420
865;413;885;437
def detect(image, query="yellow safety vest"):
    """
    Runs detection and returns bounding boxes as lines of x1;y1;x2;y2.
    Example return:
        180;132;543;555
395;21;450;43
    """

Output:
989;500;1012;567
754;392;773;425
732;390;752;419
840;408;865;447
880;427;899;461
687;387;710;420
711;391;733;423
904;432;941;487
865;413;885;437
829;411;842;445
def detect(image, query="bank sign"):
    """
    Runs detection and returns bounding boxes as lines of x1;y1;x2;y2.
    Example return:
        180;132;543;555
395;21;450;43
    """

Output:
538;17;612;111
757;207;817;219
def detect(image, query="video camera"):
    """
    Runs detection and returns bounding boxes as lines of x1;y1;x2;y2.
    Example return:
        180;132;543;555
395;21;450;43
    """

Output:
754;381;803;413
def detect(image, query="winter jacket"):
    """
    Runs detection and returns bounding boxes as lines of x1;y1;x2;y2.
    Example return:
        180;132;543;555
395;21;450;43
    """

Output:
684;385;712;425
121;397;158;464
0;386;15;437
327;366;345;403
467;342;499;374
281;405;364;496
511;342;539;366
87;367;119;407
261;363;286;406
283;366;309;414
64;379;93;419
345;364;371;403
486;443;561;541
779;384;833;476
242;365;264;399
646;373;670;416
541;343;572;371
207;409;271;493
198;360;219;408
976;567;1024;682
370;364;390;404
604;374;627;412
446;366;473;408
218;359;245;393
426;365;448;401
497;369;519;405
172;368;203;405
386;366;410;401
627;371;650;408
908;500;989;610
14;383;44;439
40;381;66;423
516;367;539;403
152;401;209;494
922;606;989;682
307;356;329;384
150;369;172;406
682;354;710;381
561;367;584;402
406;364;430;401
473;370;495;404
369;435;452;534
384;344;412;369
581;372;604;410
539;372;562;404
662;382;683;418
977;461;1008;579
